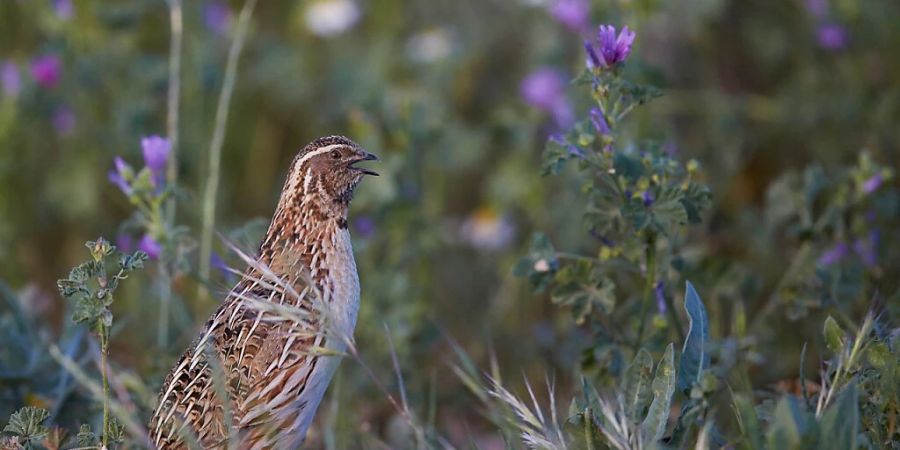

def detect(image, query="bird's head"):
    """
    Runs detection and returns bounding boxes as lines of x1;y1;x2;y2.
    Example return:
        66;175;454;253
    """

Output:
285;135;379;206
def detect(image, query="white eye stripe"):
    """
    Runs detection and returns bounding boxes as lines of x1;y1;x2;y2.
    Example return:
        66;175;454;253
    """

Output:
297;144;345;165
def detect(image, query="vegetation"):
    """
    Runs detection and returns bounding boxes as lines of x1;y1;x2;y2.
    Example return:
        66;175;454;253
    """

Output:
0;0;898;449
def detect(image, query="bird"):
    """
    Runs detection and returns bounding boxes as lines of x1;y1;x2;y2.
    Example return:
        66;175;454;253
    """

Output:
148;135;378;449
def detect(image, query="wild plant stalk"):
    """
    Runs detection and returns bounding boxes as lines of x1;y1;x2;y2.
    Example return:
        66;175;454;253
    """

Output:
197;0;258;302
635;232;657;350
165;0;182;222
98;325;111;447
157;0;183;350
47;344;154;448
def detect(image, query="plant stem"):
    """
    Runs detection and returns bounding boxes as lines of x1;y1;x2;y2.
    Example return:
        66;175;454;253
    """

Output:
198;0;258;302
164;0;182;225
583;407;595;450
157;265;171;349
635;232;657;350
99;327;110;447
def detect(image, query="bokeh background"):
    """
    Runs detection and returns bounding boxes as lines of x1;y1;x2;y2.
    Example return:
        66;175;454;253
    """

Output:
1;0;898;448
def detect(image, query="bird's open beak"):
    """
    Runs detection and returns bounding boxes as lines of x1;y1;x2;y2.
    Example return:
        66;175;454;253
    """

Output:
349;151;379;176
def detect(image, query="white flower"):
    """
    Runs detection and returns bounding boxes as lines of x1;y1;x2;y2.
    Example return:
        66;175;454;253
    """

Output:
406;28;454;63
460;207;515;251
305;0;360;37
533;259;551;272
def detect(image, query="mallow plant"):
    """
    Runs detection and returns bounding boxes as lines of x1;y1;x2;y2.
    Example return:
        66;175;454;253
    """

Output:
498;23;899;449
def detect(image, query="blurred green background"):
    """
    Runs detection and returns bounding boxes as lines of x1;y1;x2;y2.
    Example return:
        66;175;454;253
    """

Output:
0;0;898;448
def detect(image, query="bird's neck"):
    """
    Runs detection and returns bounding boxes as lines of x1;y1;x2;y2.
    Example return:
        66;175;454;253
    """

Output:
258;186;350;270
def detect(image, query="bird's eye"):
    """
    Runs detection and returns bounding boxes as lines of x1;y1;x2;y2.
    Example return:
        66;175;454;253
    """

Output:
330;150;342;159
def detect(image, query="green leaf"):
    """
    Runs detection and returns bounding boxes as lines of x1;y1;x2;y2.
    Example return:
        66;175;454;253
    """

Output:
74;424;98;446
678;281;710;393
765;396;807;449
823;316;846;354
2;407;49;441
641;343;676;443
621;349;654;422
819;383;859;450
551;262;615;323
513;232;558;292
71;296;105;327
732;392;764;450
120;250;149;271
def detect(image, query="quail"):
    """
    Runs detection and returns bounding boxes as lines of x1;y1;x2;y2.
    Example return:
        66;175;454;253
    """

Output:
149;136;378;449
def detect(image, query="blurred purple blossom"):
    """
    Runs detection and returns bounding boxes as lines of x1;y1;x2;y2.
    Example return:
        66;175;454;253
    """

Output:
585;25;635;68
549;0;589;33
52;105;76;137
108;156;133;194
353;215;376;238
862;173;882;194
139;234;162;259
30;55;62;89
654;281;666;315
54;0;74;20
520;68;573;127
817;23;847;50
818;242;848;266
642;190;655;207
204;1;232;36
210;252;231;278
804;0;828;19
116;234;134;253
852;229;880;269
141;135;171;177
1;61;21;97
589;107;610;135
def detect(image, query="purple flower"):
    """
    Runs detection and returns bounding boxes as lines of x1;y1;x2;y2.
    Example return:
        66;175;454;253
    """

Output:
804;0;828;19
589;107;610;135
642;190;655;206
52;105;76;137
116;234;134;253
54;0;74;20
210;252;231;278
204;1;232;36
818;242;848;266
862;173;882;194
851;229;880;268
654;281;666;315
353;215;376;238
30;55;62;89
139;234;162;259
141;135;171;176
520;68;574;127
1;61;21;97
585;25;636;68
549;0;589;33
108;156;133;194
817;23;847;50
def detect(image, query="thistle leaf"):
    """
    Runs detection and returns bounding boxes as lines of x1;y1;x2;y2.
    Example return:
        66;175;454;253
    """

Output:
678;281;710;393
641;343;675;443
621;349;653;422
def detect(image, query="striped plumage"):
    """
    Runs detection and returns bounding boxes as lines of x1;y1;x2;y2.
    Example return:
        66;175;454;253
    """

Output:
149;136;378;449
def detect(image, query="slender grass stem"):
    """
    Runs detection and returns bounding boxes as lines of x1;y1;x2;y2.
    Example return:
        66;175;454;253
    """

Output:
584;407;595;450
198;0;258;302
164;0;182;224
634;232;657;350
157;0;182;351
99;328;110;447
